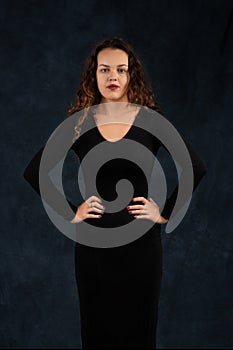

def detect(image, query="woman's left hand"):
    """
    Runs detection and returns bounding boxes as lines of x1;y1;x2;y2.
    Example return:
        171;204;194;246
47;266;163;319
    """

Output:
127;197;169;224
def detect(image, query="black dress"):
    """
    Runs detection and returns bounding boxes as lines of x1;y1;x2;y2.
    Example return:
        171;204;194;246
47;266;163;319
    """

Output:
23;107;207;348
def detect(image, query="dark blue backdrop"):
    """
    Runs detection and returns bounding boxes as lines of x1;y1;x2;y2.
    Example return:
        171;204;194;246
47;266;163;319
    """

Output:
1;0;232;348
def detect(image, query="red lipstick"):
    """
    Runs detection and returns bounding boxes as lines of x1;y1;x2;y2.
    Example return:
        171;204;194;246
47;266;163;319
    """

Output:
107;84;119;90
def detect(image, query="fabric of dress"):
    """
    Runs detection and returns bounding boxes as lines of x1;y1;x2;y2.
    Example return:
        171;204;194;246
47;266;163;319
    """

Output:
23;106;207;349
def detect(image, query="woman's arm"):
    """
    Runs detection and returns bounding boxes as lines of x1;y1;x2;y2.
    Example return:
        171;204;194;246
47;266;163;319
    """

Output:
23;145;81;221
159;139;207;221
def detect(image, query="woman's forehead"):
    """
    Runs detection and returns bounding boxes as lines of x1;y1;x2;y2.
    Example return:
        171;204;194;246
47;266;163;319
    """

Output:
97;48;128;65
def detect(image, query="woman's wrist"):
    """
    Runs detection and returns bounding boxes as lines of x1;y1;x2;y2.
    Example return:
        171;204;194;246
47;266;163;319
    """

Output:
157;215;169;224
70;206;81;223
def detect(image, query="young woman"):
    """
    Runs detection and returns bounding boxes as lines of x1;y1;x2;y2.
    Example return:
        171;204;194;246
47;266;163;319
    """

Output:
23;37;207;348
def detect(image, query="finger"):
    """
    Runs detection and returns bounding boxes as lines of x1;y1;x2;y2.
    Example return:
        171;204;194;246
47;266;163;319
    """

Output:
128;208;146;215
86;197;102;207
89;196;103;204
92;201;105;210
88;206;104;214
92;207;104;213
132;197;147;204
127;204;144;210
87;201;104;211
86;213;102;219
89;202;105;210
86;199;105;211
86;197;93;205
134;214;149;219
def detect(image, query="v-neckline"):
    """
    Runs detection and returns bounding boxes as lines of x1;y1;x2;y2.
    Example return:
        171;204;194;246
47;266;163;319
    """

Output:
92;106;142;143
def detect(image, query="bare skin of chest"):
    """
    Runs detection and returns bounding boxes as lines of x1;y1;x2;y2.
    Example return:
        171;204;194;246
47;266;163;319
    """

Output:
97;123;132;141
94;105;140;141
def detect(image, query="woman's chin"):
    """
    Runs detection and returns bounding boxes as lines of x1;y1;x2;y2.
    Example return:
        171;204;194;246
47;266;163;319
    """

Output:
101;96;128;103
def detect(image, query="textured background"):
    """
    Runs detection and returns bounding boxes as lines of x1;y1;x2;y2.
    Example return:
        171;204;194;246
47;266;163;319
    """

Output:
1;0;233;348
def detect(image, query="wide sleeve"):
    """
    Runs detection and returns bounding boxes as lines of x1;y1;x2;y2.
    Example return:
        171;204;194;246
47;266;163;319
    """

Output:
23;144;82;221
159;139;207;220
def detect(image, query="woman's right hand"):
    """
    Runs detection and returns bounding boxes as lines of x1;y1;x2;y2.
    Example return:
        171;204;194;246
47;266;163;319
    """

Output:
70;195;105;223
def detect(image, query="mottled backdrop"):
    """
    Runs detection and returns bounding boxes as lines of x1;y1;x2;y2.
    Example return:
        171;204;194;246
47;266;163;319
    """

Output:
1;0;232;348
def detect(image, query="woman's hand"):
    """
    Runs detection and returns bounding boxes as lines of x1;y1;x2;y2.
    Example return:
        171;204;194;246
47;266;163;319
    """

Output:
70;195;105;223
127;197;169;224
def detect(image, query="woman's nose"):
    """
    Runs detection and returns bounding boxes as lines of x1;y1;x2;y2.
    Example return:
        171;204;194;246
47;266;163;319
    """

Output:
108;69;118;80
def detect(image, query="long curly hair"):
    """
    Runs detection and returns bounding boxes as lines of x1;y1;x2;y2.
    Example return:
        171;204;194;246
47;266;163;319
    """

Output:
68;37;160;140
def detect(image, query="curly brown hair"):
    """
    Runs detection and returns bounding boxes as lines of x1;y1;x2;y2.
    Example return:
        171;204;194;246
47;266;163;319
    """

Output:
68;37;160;139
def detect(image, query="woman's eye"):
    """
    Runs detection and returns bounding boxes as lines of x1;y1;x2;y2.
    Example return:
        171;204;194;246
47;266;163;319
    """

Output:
100;68;109;73
118;68;127;73
99;68;127;73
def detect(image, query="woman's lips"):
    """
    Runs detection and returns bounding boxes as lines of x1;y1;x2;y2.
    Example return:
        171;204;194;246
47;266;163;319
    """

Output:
107;85;119;90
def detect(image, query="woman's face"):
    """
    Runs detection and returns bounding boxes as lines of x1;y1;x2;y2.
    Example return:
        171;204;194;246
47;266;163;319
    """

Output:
96;48;130;103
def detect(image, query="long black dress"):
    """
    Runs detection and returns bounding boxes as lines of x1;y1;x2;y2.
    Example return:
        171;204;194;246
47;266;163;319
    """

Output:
23;107;207;348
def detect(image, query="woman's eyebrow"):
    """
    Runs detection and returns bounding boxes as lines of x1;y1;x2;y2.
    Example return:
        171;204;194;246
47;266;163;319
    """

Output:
98;64;128;67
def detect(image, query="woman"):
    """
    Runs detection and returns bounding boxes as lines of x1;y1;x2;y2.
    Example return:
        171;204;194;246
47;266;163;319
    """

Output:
23;37;207;348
